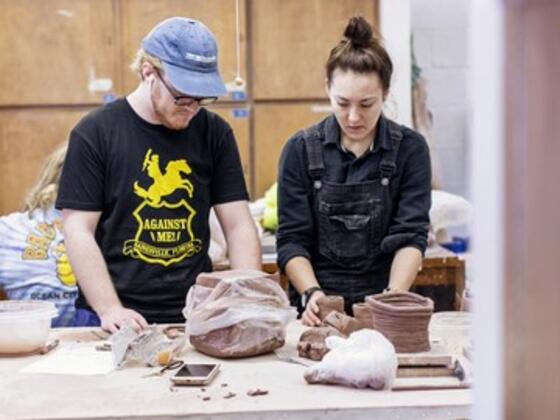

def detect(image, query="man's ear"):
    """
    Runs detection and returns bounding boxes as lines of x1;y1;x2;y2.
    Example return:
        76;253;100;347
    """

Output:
140;62;156;81
324;78;330;97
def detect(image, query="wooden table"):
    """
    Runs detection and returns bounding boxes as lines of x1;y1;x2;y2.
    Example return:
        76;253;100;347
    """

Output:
0;322;471;420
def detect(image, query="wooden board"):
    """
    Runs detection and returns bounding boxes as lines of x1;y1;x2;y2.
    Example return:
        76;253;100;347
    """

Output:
0;0;115;105
250;0;379;99
120;0;247;100
397;341;453;367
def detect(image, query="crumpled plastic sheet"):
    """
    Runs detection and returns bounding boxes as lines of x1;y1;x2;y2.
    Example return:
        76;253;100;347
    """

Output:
184;269;297;358
304;329;398;390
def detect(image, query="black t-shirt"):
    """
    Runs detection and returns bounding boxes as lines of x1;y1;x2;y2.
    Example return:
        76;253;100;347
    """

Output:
56;98;248;323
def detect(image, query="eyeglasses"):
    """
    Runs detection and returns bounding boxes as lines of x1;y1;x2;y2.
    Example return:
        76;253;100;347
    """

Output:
155;70;217;107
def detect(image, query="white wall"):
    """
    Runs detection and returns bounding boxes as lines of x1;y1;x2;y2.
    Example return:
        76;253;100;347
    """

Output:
411;0;471;199
380;0;412;127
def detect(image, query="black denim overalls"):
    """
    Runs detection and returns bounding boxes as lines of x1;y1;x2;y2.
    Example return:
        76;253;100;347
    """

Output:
302;120;403;315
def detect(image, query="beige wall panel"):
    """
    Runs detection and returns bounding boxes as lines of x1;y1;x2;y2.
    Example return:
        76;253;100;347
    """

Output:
253;102;331;198
207;105;251;194
0;0;115;105
120;0;247;99
505;3;560;419
0;108;91;214
251;0;378;100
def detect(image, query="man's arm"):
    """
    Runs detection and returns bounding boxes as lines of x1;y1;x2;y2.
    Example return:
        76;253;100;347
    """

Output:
61;209;148;332
213;200;261;270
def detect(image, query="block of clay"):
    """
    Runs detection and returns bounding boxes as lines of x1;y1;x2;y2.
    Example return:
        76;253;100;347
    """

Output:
316;295;344;321
352;303;375;329
321;311;363;336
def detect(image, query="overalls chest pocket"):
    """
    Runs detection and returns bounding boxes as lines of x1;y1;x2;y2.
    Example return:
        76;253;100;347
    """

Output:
318;198;383;263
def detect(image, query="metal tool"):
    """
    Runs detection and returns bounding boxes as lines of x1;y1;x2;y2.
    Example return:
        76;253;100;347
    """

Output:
142;359;184;378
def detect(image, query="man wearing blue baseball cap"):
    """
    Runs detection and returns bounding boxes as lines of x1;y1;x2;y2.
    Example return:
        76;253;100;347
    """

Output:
56;17;261;332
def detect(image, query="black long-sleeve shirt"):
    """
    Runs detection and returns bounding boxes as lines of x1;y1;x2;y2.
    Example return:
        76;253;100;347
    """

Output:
276;114;431;275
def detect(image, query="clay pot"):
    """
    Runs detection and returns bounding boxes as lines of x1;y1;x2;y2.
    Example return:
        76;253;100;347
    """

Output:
365;292;434;353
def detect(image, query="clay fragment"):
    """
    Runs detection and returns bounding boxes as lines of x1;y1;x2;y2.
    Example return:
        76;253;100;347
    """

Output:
247;388;269;396
202;396;211;401
223;392;236;399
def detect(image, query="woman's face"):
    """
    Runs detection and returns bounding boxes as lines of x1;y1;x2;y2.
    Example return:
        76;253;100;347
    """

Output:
327;68;385;144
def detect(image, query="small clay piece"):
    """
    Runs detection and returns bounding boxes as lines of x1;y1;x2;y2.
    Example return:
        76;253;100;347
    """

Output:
316;295;345;321
366;292;434;353
223;392;236;399
200;388;206;392
221;383;228;387
202;396;211;401
352;303;375;329
321;311;362;336
247;388;269;397
297;326;344;361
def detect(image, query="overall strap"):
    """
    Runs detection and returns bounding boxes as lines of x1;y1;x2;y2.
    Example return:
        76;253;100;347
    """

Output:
303;126;325;190
379;120;404;187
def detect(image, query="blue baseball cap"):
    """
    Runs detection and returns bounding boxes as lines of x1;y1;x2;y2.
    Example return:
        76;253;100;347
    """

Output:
142;17;227;97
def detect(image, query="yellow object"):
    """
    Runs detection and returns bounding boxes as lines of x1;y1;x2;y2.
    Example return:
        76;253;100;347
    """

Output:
262;183;278;231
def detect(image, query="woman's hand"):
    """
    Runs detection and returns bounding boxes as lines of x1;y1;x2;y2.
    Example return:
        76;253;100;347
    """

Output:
302;290;326;326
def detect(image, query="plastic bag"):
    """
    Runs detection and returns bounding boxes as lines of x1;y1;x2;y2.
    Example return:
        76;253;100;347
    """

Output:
184;270;297;358
304;329;398;390
430;190;473;234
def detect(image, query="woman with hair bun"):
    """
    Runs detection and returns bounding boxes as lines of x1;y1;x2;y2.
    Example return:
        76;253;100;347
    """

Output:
277;16;432;325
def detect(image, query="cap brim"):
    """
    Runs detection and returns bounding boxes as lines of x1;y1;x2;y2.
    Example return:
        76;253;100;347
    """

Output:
162;61;228;98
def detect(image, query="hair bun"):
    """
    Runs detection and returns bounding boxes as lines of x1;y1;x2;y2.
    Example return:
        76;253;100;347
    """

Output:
343;16;373;48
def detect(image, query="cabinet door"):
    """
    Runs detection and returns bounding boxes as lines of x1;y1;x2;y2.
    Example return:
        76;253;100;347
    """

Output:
207;105;252;196
253;103;332;198
0;0;115;105
0;108;91;214
250;0;378;100
120;0;247;100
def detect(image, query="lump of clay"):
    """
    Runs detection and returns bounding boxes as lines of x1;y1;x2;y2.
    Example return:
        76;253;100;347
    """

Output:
321;311;363;336
184;270;297;358
316;295;344;321
304;329;398;390
297;326;344;361
352;303;375;329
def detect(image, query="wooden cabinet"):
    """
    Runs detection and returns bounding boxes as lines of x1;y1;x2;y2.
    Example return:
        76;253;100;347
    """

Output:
0;0;115;105
253;102;332;197
120;0;247;99
0;0;380;211
250;0;378;100
0;108;91;214
208;105;251;193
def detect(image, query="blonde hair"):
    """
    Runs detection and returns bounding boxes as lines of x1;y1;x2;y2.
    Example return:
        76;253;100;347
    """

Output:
24;143;68;214
130;49;164;78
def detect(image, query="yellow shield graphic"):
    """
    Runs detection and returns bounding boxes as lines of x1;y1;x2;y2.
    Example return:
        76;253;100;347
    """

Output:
123;199;202;266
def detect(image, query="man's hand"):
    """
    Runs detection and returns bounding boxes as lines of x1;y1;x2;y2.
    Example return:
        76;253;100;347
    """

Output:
302;290;325;327
99;306;148;333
